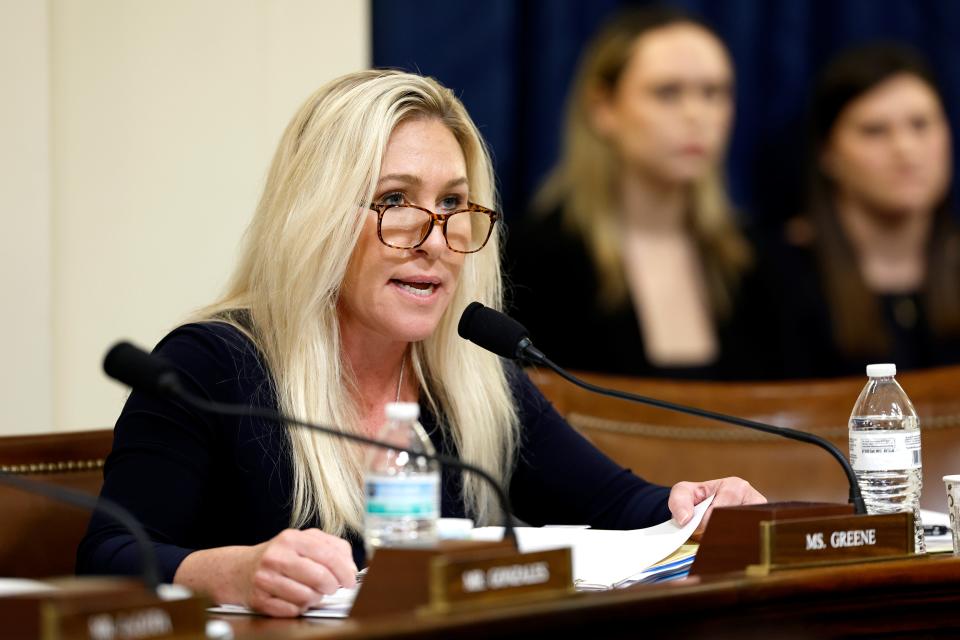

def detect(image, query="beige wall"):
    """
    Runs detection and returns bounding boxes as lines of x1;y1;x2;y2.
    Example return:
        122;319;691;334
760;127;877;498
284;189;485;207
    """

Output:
0;1;53;434
1;0;370;434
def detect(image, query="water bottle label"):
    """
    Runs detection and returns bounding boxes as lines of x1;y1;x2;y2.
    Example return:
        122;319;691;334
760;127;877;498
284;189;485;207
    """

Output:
848;431;922;471
365;474;440;518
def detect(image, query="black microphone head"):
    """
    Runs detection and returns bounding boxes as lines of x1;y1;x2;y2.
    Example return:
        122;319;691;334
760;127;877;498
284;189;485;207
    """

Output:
103;341;181;397
458;302;531;360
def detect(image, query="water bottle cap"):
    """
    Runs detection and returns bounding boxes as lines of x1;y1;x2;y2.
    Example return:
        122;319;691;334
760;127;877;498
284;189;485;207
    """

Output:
385;402;419;421
866;363;896;378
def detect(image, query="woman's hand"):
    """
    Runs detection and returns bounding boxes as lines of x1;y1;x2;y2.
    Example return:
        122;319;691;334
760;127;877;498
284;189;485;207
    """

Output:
241;528;358;617
175;528;358;618
668;477;766;535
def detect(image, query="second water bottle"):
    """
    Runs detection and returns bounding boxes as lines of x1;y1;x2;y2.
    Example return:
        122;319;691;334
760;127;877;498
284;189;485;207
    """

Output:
848;363;924;553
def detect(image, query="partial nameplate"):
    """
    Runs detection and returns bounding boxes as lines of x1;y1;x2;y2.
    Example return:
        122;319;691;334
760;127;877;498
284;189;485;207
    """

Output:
428;547;573;613
0;578;210;640
748;512;914;575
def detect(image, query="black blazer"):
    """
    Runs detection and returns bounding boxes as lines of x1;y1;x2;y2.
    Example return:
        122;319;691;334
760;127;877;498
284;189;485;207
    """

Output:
505;208;780;380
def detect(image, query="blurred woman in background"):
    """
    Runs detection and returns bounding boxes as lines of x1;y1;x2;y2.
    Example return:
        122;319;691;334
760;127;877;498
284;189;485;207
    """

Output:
776;44;960;377
508;6;772;379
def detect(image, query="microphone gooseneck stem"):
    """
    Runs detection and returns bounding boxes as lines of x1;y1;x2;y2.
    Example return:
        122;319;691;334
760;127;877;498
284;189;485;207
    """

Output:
0;472;162;590
170;385;518;546
522;350;867;516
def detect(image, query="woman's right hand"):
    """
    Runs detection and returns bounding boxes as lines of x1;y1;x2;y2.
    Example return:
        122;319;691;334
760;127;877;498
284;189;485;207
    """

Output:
174;528;358;618
240;528;358;617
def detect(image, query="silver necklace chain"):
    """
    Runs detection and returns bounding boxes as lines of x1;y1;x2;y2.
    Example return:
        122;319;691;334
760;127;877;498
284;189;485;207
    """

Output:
396;356;405;403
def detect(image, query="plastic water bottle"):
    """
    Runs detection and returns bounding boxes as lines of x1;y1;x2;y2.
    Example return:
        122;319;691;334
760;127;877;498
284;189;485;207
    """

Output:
848;363;924;553
364;402;440;555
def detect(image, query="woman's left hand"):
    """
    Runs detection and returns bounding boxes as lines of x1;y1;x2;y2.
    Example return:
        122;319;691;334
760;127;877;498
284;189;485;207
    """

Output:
668;477;766;535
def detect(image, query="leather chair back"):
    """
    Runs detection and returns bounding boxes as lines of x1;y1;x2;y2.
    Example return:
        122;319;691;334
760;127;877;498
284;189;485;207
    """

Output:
0;430;113;577
531;367;960;512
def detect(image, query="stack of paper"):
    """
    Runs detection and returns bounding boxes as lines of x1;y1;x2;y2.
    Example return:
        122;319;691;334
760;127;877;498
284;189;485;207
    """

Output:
613;543;698;588
470;495;711;590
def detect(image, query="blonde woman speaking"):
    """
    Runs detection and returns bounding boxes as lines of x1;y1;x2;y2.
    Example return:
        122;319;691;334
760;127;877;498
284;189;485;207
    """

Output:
78;69;764;617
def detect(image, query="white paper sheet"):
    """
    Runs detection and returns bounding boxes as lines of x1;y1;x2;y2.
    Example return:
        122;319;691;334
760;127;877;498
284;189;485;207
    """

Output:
0;578;58;596
921;508;954;554
470;494;713;589
207;586;356;619
920;508;950;527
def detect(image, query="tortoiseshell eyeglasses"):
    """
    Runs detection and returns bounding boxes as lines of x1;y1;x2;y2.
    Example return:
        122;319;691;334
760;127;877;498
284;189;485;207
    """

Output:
367;201;499;254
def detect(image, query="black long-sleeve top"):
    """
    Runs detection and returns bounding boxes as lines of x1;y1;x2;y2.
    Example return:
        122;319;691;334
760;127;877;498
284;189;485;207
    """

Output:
77;322;671;581
506;209;781;380
765;236;960;378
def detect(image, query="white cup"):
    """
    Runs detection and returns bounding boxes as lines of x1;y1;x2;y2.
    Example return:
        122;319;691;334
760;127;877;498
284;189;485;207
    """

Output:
943;474;960;556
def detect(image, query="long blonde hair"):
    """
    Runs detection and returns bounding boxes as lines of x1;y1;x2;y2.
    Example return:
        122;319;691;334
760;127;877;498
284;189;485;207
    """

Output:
194;70;518;535
536;7;751;315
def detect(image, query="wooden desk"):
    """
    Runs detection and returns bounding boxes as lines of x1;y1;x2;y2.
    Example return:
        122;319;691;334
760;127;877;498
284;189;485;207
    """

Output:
218;553;960;639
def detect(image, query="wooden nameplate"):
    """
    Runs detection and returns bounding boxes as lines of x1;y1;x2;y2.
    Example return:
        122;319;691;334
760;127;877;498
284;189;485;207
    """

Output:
691;502;854;576
747;511;914;575
0;577;208;640
351;540;573;618
691;502;916;577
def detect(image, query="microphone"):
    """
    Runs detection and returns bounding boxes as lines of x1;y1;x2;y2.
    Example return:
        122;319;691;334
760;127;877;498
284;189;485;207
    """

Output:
458;302;867;515
103;342;518;544
0;472;161;590
103;341;181;399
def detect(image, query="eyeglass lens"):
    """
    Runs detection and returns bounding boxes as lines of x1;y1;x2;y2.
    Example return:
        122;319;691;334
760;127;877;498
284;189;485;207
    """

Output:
380;207;490;252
